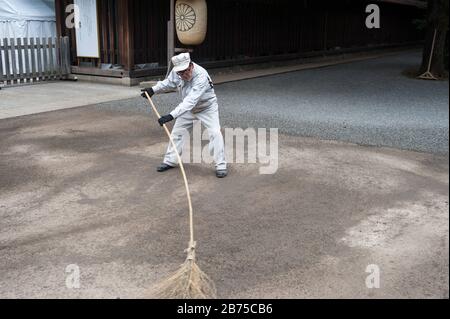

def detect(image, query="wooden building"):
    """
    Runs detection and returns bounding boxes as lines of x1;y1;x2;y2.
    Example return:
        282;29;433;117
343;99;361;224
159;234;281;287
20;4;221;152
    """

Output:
54;0;426;85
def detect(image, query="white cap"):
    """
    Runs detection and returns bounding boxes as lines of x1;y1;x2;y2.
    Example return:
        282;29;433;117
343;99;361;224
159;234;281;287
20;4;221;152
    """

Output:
172;53;191;72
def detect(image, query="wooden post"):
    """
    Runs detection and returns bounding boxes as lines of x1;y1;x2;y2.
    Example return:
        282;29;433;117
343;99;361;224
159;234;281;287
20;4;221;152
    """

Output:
55;0;63;38
55;36;61;79
63;36;71;75
36;38;43;80
42;37;49;81
30;38;37;82
108;2;116;64
10;38;17;84
17;38;24;83
99;0;108;63
167;0;175;74
0;39;4;84
3;38;11;84
117;0;134;72
48;37;55;79
23;38;31;81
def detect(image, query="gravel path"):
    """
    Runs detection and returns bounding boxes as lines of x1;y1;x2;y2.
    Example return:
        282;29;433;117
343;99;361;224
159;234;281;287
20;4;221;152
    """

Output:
98;50;449;154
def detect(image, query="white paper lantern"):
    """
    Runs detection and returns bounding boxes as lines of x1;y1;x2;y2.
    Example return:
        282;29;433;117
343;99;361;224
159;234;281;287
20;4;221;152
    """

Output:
175;0;207;46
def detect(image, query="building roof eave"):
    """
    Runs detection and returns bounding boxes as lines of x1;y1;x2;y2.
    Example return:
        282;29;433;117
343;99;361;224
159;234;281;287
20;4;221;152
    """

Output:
376;0;427;9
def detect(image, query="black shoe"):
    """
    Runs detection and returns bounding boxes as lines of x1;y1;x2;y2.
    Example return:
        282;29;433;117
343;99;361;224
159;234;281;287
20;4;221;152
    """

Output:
157;163;175;172
216;169;228;178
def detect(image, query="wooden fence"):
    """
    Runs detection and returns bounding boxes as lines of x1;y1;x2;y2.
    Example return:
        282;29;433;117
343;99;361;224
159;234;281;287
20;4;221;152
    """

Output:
0;36;71;87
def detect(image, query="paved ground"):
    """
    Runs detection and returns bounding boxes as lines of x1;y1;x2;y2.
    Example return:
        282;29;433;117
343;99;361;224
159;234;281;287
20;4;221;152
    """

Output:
1;47;419;120
123;50;447;155
0;50;448;299
221;50;448;154
0;82;138;120
2;51;447;155
0;105;448;299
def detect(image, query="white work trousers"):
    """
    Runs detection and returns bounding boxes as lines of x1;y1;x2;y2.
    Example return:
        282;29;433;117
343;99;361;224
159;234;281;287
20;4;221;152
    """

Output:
163;104;227;170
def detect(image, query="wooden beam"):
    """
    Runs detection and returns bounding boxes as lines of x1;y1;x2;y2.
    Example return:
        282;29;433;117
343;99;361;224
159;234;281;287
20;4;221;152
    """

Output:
376;0;427;8
71;66;128;78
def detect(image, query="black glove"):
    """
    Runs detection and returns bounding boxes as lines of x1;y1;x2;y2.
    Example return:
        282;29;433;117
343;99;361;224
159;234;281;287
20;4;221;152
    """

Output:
141;87;154;99
158;114;174;126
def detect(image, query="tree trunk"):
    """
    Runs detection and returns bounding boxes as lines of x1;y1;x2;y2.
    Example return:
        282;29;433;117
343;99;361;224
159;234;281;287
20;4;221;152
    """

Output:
419;0;449;78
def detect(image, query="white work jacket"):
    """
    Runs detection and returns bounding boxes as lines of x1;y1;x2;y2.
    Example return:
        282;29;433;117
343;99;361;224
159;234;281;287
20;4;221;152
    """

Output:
152;63;217;119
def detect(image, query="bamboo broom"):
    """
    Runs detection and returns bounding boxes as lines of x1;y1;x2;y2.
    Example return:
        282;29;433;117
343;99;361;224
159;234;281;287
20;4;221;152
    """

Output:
144;92;217;299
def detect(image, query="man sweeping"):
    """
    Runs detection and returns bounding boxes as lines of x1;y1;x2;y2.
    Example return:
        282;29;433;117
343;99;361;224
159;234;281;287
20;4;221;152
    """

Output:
141;53;228;178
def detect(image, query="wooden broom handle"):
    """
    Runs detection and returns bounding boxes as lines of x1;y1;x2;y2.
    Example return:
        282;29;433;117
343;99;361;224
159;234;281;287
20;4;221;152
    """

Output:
145;92;195;246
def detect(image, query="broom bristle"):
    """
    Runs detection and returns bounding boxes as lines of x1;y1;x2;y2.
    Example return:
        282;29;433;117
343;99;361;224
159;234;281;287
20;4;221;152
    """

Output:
147;260;217;299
